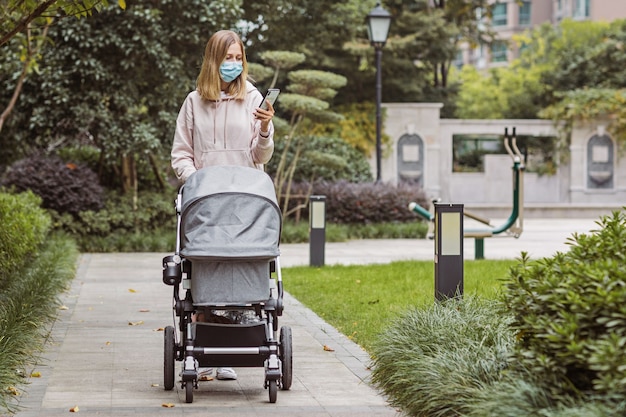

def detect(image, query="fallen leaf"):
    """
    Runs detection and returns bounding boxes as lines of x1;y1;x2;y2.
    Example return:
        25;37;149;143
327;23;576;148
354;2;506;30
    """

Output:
128;288;137;293
59;305;69;310
7;386;19;396
162;403;175;408
105;341;111;346
323;345;335;352
154;327;165;332
128;320;144;326
139;309;150;312
31;371;41;378
69;405;79;412
151;383;159;387
199;375;213;381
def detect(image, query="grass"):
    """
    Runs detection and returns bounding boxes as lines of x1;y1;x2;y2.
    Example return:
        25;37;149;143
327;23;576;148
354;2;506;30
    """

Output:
370;296;515;417
0;234;78;413
284;259;517;352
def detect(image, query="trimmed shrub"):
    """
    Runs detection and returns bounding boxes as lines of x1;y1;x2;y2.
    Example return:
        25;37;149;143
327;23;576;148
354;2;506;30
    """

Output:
288;180;429;224
502;210;626;400
2;154;104;217
0;190;51;286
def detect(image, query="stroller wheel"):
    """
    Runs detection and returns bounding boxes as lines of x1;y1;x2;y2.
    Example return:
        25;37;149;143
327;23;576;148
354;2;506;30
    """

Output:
280;326;293;390
185;381;193;403
164;326;175;390
268;380;277;403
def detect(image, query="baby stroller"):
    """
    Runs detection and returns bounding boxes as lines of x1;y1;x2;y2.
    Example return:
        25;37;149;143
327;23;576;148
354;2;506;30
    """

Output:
161;165;292;404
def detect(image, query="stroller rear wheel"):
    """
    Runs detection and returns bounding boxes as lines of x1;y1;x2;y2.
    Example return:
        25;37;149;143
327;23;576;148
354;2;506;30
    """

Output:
164;326;175;390
280;326;293;390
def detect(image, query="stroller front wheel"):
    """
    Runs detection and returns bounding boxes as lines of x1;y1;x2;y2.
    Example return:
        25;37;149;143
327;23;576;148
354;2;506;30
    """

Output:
185;381;194;403
268;380;277;403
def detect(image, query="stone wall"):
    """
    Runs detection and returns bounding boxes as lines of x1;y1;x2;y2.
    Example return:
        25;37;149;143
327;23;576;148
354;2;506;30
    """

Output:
371;103;625;218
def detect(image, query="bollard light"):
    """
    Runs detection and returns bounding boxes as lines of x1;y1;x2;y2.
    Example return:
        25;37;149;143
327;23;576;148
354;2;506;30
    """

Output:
366;3;392;182
434;203;464;301
309;195;326;267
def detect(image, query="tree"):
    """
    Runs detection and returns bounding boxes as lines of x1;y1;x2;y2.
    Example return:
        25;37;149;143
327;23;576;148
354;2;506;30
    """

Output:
0;0;125;134
0;0;121;47
0;0;242;195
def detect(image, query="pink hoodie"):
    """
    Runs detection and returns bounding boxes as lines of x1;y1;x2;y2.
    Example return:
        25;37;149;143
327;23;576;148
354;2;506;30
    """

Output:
171;81;275;182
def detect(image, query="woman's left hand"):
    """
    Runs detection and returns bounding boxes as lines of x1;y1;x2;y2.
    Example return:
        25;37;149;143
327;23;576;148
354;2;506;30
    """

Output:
255;100;275;133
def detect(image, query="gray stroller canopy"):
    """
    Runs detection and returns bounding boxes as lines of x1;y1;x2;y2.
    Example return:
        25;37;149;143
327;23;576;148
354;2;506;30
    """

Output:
179;166;281;261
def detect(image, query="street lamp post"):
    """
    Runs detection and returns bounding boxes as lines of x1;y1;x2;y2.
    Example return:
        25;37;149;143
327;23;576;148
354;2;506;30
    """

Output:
366;3;392;183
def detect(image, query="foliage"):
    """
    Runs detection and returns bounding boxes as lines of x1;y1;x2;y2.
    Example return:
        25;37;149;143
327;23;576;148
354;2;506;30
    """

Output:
50;188;176;242
370;297;514;416
0;234;78;413
453;62;546;119
502;210;626;401
2;154;104;216
0;0;124;47
455;17;626;152
0;189;51;287
465;375;626;417
0;0;242;188
377;0;494;108
262;58;349;215
266;135;372;184
540;88;626;153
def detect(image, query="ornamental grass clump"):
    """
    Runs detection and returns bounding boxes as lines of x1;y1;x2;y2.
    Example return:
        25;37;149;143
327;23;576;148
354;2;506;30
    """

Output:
502;210;626;403
370;297;514;417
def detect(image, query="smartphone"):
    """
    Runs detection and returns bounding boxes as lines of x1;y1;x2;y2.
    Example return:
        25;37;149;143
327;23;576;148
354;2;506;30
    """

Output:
259;88;280;110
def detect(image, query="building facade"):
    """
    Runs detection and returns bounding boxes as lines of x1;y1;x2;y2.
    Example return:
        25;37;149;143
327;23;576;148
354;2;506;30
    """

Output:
459;0;626;69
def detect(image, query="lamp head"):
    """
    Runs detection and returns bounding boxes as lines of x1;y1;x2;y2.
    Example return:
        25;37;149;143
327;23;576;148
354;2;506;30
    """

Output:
366;3;392;47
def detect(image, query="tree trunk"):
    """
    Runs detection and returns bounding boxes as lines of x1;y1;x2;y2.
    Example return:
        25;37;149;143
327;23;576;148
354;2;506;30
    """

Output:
0;21;52;134
148;153;166;190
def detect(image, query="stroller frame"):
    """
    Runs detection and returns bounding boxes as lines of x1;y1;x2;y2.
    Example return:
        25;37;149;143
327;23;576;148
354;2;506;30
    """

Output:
161;166;292;404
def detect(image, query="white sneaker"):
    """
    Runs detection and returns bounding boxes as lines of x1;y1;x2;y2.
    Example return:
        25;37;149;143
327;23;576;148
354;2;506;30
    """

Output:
216;367;237;380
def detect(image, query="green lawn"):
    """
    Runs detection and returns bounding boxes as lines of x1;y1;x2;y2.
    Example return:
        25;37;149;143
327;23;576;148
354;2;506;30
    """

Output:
284;259;517;352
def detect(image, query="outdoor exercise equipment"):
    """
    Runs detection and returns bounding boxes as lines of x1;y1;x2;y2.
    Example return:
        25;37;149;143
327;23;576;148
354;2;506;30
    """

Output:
409;127;525;259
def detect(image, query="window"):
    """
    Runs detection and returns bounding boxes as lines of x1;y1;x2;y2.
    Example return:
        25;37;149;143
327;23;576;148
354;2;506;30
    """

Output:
574;0;590;19
473;44;486;69
492;3;507;26
453;135;556;174
454;49;464;69
519;1;531;26
491;41;508;63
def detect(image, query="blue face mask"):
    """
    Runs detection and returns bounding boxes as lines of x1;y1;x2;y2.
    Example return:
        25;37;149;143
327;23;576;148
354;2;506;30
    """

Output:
219;61;243;82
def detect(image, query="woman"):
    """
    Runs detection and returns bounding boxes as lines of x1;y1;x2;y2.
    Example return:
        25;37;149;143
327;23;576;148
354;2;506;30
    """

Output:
171;29;275;182
171;30;276;381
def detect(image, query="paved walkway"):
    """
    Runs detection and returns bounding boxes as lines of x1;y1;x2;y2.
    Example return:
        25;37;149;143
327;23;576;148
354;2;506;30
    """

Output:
11;218;601;416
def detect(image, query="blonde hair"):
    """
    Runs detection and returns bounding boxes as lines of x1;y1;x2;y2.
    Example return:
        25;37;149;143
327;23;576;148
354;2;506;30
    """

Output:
196;30;248;101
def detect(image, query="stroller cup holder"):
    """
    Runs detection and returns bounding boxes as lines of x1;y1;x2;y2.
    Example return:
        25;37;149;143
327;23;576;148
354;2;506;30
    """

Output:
162;255;182;286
